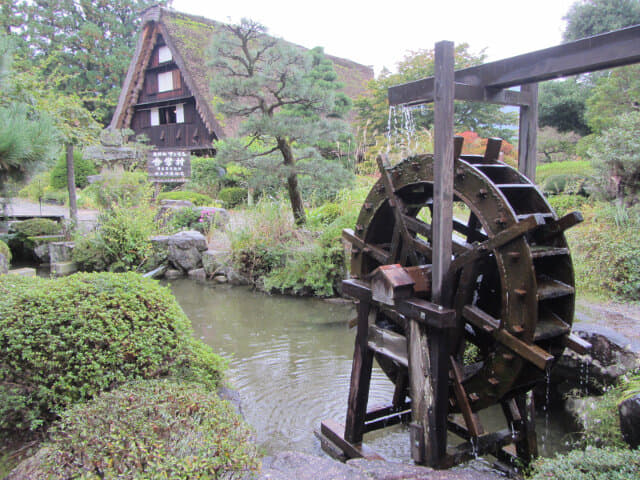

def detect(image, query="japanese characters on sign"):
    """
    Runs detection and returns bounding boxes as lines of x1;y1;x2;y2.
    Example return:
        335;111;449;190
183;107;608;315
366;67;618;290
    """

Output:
147;149;191;183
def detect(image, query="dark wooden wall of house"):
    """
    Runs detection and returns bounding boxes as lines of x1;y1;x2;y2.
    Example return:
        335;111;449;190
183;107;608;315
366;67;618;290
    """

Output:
131;100;215;148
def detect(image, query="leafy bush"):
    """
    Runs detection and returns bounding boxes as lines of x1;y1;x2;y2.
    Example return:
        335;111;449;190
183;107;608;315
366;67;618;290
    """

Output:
542;173;589;195
10;218;60;237
72;204;156;272
0;239;11;263
49;150;97;190
548;194;591;218
568;203;640;300
219;187;247;208
265;243;345;297
188;156;225;196
166;206;202;232
17;171;50;202
42;188;68;205
536;160;593;187
84;170;151;209
0;273;226;433
36;380;258;479
528;447;640;480
158;190;217;206
307;202;343;226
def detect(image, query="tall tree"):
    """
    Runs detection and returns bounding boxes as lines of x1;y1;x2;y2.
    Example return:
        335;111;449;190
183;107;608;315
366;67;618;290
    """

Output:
563;0;640;41
353;46;517;141
538;77;592;135
3;0;171;126
209;19;351;225
0;35;58;193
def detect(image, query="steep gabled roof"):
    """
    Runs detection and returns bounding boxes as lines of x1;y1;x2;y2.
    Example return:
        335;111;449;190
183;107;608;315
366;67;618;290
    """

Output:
111;6;374;139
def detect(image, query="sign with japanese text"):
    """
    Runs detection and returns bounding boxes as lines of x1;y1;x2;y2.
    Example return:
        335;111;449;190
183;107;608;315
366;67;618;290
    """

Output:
147;149;191;183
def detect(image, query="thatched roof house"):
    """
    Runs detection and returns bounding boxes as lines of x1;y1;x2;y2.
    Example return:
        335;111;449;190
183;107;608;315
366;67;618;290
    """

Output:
110;6;373;154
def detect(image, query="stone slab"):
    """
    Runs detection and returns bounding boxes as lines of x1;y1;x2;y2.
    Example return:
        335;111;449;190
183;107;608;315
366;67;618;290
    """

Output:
8;267;36;277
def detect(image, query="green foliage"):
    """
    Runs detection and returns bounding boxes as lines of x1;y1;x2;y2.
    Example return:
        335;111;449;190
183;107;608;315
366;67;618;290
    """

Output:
354;45;516;140
10;218;60;237
0;239;11;263
538;79;592;136
547;194;591;217
49;149;97;189
535;160;593;187
0;273;227;433
586;111;640;203
542;174;589;196
166;206;202;232
219;187;247;208
188;156;225;196
563;0;640;41
85;170;152;210
568;202;640;300
529;447;640;480
307;202;343;226
72;204;156;272
4;1;171;126
37;380;258;479
209;20;352;225
264;243;344;297
537;127;582;163
158;190;216;206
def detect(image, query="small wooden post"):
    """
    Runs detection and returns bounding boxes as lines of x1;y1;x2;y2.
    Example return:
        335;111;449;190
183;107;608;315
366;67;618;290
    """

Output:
518;84;538;181
344;297;374;444
66;143;78;224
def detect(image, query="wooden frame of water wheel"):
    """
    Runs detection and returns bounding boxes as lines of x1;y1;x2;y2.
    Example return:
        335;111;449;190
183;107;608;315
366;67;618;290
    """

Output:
319;25;640;470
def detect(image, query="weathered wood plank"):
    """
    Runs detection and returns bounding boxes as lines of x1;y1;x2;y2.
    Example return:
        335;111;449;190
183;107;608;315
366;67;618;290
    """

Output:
342;229;390;264
518;84;538;181
367;324;408;368
388;24;640;105
344;300;375;443
320;419;385;461
463;305;554;370
450;356;483;438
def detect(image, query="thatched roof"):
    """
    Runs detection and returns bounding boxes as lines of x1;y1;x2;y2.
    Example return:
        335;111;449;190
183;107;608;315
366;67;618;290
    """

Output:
111;6;374;139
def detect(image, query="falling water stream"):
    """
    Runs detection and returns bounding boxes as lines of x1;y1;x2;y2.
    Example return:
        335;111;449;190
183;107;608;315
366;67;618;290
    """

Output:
166;279;573;461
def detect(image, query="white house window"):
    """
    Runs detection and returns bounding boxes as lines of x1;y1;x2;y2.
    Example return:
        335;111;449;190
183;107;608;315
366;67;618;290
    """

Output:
149;105;183;126
176;104;184;123
158;45;172;63
157;71;174;92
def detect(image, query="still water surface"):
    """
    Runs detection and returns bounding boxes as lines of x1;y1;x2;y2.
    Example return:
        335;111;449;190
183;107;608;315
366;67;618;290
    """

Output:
167;279;571;461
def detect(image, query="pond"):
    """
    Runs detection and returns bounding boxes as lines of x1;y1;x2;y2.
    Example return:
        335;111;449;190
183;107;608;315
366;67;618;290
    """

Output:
167;278;574;462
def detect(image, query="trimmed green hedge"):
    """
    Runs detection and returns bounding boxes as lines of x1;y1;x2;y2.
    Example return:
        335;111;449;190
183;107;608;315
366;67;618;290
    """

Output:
50;150;97;190
157;190;216;206
10;218;60;237
0;273;226;433
35;380;258;479
219;187;247;208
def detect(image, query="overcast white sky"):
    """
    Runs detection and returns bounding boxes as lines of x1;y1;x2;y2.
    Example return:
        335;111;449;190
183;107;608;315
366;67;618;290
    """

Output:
172;0;577;75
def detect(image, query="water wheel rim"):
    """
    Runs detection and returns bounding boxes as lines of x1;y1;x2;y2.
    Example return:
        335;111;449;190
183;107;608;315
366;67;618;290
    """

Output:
350;154;574;411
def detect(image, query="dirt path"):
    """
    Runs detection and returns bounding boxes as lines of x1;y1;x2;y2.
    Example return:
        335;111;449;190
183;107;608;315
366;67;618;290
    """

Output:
576;297;640;345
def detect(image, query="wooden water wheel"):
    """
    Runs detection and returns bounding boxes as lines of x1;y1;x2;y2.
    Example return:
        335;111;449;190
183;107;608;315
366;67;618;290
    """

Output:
320;139;590;468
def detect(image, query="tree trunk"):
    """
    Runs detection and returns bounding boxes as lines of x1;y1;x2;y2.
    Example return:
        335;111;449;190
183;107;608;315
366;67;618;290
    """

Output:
66;143;78;223
277;137;306;226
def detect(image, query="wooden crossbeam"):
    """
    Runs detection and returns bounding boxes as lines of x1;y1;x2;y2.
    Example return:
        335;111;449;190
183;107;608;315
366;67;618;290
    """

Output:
388;24;640;106
463;305;554;371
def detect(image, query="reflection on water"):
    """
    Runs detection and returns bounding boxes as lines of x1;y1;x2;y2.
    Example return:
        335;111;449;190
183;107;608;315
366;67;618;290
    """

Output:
167;279;572;461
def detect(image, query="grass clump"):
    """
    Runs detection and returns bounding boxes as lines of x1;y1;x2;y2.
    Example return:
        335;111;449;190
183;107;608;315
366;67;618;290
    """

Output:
528;447;640;480
0;272;226;433
567;203;640;301
536;160;593;187
158;190;217;206
33;380;258;479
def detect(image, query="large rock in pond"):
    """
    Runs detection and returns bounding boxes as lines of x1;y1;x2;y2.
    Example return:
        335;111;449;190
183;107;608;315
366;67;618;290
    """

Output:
167;230;207;272
552;323;640;395
49;242;75;263
202;249;231;276
619;394;640;449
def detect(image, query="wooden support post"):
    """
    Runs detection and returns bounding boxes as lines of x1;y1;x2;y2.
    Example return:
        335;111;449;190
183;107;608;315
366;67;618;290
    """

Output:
518;84;538;181
344;297;374;444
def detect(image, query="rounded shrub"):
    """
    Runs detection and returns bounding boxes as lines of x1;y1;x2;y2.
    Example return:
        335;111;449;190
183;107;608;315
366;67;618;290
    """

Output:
25;380;258;479
0;273;226;433
219;187;247;208
157;190;216;206
10;218;60;237
50;150;97;190
529;447;640;480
